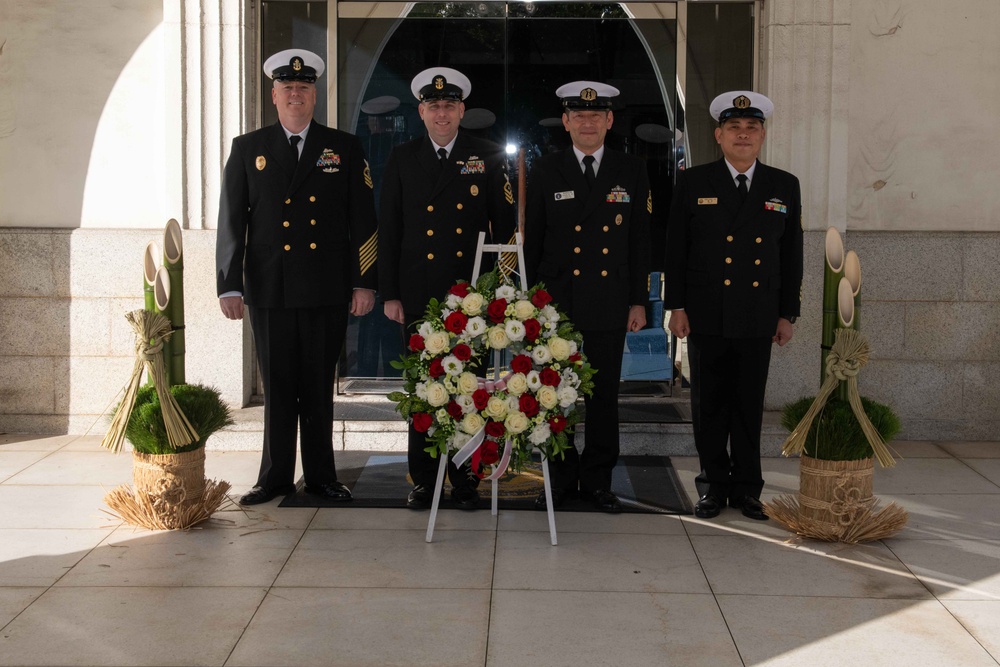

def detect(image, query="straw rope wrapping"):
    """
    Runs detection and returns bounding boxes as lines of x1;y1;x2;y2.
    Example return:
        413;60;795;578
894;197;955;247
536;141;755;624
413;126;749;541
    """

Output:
101;310;199;453
781;328;895;467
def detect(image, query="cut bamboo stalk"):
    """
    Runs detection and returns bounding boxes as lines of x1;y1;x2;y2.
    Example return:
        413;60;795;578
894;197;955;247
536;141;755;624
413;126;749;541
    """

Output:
844;250;862;332
836;277;856;402
154;266;172;387
143;241;159;313
163;218;186;386
822;227;845;385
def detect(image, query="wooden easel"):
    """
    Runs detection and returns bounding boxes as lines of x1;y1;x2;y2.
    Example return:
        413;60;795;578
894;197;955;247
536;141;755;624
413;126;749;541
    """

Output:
425;232;559;545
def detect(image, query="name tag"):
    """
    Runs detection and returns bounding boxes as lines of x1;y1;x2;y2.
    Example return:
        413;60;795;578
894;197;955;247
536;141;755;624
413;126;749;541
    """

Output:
698;197;718;205
554;191;575;201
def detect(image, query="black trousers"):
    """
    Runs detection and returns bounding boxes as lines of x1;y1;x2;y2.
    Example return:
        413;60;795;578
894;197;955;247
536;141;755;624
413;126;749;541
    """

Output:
401;315;478;490
549;328;627;493
248;304;347;490
687;333;773;500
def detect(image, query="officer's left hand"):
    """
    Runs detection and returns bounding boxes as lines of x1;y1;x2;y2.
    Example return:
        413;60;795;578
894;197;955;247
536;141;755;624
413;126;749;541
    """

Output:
773;317;795;346
351;289;376;317
627;305;647;332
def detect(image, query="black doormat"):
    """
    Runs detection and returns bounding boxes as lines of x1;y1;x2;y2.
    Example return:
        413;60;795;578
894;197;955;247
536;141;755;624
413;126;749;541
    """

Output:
279;451;693;514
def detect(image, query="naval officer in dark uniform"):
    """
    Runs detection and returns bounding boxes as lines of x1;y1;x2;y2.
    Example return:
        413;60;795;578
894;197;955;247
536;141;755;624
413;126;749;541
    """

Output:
665;90;803;520
378;67;516;510
217;49;379;505
524;81;652;513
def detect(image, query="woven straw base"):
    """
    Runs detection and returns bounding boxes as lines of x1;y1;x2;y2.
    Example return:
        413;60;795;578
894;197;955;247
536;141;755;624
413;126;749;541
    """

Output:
764;494;908;544
104;479;232;530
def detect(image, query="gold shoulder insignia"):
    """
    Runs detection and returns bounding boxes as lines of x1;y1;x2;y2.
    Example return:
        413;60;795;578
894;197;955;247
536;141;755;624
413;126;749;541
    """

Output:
503;175;514;205
647;191;653;214
363;160;373;189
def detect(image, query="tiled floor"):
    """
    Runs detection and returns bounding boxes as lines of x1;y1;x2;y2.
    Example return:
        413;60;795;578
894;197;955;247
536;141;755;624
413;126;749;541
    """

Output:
1;434;999;666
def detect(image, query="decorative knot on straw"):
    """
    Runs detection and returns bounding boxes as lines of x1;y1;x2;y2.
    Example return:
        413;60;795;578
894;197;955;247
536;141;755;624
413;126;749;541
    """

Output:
782;328;895;467
830;476;872;525
101;310;199;453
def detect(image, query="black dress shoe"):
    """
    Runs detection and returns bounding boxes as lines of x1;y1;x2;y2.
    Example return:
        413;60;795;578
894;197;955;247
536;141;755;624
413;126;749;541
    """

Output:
407;484;433;510
730;495;769;521
239;484;297;506
451;486;480;510
588;489;623;514
694;494;724;519
304;481;353;501
534;487;572;511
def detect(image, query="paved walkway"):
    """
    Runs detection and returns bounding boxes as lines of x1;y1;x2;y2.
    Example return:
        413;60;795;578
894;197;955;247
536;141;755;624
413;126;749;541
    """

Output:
1;434;999;666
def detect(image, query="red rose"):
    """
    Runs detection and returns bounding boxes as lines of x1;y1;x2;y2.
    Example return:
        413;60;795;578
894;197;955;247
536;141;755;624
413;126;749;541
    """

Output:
453;343;472;361
510;354;532;374
487;298;508;324
409;334;425;351
485;420;506;438
549;414;567;433
523;318;541;341
447;401;463;419
472;388;490;410
413;412;433;432
519;394;540;418
569;352;583;365
445;311;468;334
540;367;561;387
531;289;552;308
449;282;470;297
429;358;445;378
480;440;500;465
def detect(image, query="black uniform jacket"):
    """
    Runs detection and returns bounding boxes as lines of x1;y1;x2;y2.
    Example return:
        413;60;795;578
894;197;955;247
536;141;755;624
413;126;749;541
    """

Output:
524;147;652;332
378;133;516;314
216;120;379;308
664;158;803;338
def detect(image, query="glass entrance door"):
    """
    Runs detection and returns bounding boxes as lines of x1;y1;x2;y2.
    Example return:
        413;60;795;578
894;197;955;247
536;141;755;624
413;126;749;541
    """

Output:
336;2;679;385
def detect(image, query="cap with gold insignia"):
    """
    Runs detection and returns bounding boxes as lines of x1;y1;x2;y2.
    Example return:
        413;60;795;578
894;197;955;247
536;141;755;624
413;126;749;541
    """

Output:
709;90;773;123
411;67;471;102
263;49;325;82
557;81;620;110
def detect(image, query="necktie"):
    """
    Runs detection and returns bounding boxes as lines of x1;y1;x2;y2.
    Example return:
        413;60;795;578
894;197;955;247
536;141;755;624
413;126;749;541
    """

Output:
289;135;301;164
583;155;596;188
736;173;748;200
437;147;448;162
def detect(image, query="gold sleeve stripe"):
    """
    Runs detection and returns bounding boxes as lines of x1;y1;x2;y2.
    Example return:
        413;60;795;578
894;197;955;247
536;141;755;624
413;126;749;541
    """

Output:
364;160;374;189
498;232;518;278
360;253;376;276
360;230;378;254
646;191;653;214
359;231;377;275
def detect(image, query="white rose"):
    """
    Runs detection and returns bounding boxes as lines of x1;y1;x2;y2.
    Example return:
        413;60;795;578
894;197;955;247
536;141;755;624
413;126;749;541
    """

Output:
495;284;516;300
466;316;487;337
455;394;476;414
425;331;450;355
505;319;525;342
531;345;553;364
548;337;571;361
526;370;542;391
457;372;479;395
513;300;536;320
461;412;485;435
505;411;530;434
557;386;578;408
537;385;559;410
442;355;463;376
487;326;510;349
485;396;509;420
462;292;485;315
528;422;552;445
426;382;450;407
505;373;528;396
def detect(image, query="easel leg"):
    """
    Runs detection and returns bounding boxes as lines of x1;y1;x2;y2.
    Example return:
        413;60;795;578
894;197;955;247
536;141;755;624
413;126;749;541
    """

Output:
491;475;498;516
425;453;449;543
541;457;558;546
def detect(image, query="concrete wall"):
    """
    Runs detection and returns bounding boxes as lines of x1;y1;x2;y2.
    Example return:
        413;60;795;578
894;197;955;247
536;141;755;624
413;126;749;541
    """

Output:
1;0;998;441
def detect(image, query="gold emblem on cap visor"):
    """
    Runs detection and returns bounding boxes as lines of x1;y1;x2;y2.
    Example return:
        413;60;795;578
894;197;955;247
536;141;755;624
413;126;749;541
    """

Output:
434;76;445;90
292;57;303;71
580;87;598;101
470;184;479;196
256;156;266;171
734;94;751;109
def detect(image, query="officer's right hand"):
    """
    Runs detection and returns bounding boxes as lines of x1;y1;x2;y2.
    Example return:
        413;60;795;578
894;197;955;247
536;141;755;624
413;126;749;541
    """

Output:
668;310;690;339
220;296;244;320
384;299;405;324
